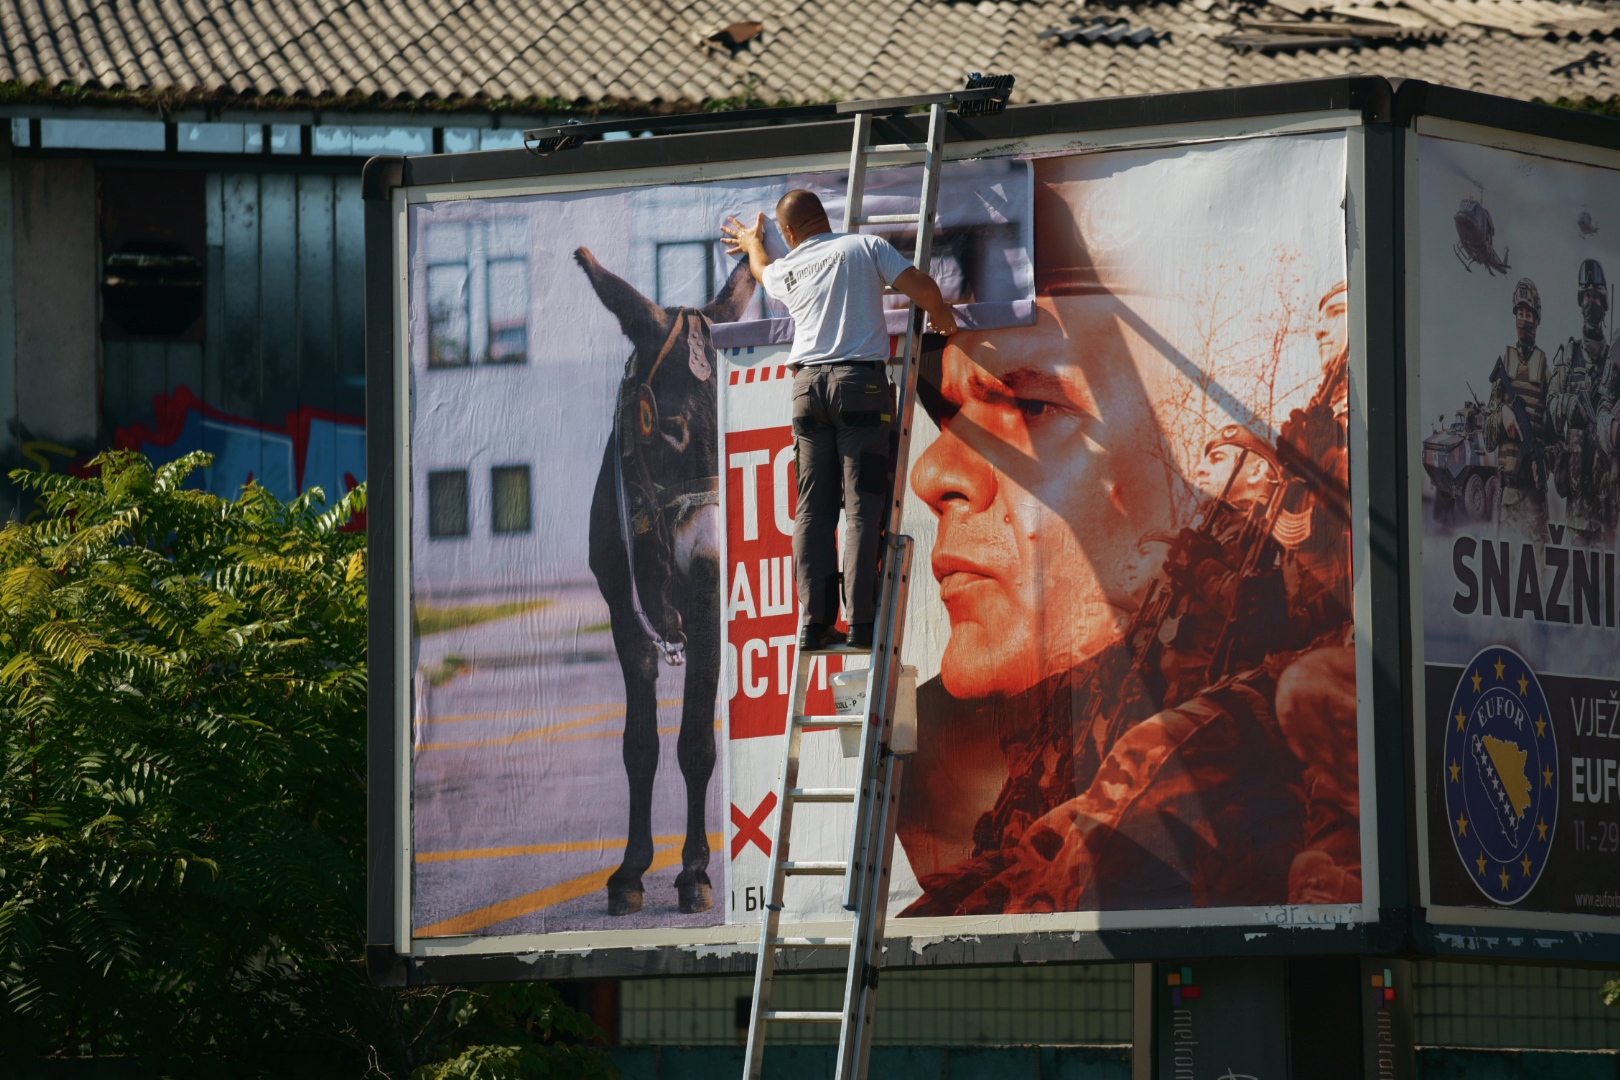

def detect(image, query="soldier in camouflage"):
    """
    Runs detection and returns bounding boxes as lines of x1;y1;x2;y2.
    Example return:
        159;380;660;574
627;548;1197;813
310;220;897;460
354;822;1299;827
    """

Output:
1549;259;1618;544
1484;278;1550;538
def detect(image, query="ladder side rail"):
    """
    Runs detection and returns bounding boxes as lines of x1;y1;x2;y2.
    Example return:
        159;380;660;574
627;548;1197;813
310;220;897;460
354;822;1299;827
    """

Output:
838;752;907;1080
835;545;914;1080
742;656;817;1080
843;113;871;234
883;102;946;541
837;532;910;913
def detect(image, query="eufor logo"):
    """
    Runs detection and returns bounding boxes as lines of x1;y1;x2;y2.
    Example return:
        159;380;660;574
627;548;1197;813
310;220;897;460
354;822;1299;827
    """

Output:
1443;645;1558;905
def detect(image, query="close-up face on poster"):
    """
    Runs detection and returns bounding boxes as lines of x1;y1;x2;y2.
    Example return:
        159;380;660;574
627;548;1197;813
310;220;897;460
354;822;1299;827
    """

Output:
400;125;1369;948
1417;133;1620;924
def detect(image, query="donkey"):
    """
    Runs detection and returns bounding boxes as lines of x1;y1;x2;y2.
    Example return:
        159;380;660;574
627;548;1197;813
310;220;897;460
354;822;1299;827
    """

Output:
575;247;755;915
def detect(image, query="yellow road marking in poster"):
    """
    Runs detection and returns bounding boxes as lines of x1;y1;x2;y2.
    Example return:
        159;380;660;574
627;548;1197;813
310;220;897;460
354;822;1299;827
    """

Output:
421;698;684;726
419;718;721;753
415;831;723;936
416;710;621;751
416;832;687;864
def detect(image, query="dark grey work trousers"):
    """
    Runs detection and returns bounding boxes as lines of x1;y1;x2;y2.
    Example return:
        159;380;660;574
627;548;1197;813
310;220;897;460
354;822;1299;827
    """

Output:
792;361;894;626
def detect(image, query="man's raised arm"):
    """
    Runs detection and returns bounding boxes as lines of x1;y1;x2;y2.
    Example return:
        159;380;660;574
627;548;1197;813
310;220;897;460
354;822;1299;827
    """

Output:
892;267;959;336
721;213;773;284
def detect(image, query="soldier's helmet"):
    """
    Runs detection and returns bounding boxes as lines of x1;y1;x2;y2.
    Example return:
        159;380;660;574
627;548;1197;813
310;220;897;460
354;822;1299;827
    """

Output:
1204;424;1282;475
1512;277;1542;320
1579;258;1608;303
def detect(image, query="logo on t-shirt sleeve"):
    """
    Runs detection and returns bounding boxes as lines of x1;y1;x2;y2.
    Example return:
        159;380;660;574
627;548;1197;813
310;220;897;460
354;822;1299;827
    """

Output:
782;268;798;293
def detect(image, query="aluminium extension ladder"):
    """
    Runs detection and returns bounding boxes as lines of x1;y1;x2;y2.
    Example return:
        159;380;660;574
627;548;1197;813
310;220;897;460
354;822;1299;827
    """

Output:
741;74;1013;1080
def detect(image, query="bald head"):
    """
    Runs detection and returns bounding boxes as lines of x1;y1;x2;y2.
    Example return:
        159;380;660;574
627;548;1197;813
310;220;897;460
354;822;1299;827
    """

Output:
777;189;832;248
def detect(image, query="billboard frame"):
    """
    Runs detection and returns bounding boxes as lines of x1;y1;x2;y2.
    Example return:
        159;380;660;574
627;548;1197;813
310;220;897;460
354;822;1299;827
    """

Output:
361;76;1620;988
1395;81;1620;966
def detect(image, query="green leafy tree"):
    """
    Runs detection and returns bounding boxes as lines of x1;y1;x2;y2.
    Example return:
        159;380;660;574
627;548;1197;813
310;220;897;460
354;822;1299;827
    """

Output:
0;452;613;1078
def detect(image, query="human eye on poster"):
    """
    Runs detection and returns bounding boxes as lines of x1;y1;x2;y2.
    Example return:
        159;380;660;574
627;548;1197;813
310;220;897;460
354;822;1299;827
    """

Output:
403;128;1366;945
1418;134;1620;923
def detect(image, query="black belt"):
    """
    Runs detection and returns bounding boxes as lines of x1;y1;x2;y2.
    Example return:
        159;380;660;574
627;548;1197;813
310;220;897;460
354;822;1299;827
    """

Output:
789;358;887;373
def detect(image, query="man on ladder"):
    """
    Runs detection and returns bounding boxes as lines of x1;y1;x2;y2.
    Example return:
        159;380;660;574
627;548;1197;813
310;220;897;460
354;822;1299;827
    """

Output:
722;190;957;650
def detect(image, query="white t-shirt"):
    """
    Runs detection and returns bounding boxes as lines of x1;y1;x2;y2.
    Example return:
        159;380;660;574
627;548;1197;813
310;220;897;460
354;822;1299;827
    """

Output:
762;232;914;366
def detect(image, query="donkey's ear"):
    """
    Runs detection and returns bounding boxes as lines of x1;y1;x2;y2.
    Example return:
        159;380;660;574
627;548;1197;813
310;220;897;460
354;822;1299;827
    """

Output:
702;256;756;325
574;247;670;341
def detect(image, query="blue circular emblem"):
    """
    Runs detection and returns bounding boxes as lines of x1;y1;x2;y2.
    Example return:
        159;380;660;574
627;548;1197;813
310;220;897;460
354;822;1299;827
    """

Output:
1443;645;1558;905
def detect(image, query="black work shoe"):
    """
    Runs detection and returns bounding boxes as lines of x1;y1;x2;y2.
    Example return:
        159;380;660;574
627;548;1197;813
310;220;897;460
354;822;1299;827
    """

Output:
847;622;875;650
799;623;847;650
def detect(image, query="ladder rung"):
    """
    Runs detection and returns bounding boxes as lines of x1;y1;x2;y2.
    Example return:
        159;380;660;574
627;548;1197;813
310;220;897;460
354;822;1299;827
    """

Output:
865;142;928;154
787;787;857;803
801;642;874;656
794;714;862;727
852;213;920;225
763;1010;843;1023
771;936;853;949
782;861;846;875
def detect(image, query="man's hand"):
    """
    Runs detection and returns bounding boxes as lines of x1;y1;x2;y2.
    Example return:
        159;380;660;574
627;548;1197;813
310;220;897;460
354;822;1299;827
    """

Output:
893;266;958;337
722;213;772;284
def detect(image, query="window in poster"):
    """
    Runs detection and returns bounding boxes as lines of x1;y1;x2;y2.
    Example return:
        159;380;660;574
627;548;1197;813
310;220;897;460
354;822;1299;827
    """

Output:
398;127;1376;948
1416;132;1620;927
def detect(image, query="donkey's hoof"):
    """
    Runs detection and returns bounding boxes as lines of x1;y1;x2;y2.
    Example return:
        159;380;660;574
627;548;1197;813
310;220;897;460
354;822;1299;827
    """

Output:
677;882;713;914
608;885;644;916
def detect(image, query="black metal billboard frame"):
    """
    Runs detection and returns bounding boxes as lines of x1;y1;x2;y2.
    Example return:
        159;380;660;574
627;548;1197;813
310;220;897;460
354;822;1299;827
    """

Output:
361;76;1620;986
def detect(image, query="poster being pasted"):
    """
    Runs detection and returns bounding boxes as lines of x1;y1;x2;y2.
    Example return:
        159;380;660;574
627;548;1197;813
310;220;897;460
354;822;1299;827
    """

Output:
1418;134;1620;921
406;160;1034;937
726;131;1367;924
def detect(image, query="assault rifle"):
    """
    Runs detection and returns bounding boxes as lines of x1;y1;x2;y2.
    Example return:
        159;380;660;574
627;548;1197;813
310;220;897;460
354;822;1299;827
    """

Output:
1087;453;1279;756
1490;354;1548;491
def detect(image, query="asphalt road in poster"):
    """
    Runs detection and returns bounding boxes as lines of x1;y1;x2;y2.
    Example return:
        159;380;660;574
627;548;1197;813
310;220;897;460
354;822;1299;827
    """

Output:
410;585;725;938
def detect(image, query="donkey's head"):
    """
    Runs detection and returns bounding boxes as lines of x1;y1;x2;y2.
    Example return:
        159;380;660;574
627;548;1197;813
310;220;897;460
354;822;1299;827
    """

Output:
574;247;754;481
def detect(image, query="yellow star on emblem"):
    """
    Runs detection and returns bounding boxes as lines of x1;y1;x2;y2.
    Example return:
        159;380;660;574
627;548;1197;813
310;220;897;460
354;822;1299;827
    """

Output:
1457;709;1468;731
1494;657;1507;680
1518;673;1530;696
1472;670;1483;692
1544;766;1554;788
1522;855;1534;877
1456;813;1469;836
1536;716;1546;737
1476;853;1487;876
1450;759;1461;782
1500;868;1511;891
1538;819;1548;841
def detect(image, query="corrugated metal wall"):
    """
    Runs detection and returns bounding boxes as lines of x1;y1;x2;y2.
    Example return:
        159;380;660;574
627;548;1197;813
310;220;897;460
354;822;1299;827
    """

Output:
620;962;1620;1050
620;966;1134;1047
103;170;365;436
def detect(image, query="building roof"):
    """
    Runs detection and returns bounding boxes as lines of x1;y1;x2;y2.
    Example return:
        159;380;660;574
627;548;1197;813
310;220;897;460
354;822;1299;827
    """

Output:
0;0;1616;114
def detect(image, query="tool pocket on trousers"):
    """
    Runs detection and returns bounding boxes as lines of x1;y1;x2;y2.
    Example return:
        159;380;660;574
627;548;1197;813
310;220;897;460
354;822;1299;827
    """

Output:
857;451;888;494
791;383;818;435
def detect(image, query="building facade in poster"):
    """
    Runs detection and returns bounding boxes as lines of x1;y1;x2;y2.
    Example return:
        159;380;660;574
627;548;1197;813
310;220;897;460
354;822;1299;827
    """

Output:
1419;134;1620;919
400;126;1371;943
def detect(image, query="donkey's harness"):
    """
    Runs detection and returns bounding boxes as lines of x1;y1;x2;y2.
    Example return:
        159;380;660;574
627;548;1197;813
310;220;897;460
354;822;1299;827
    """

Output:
613;309;719;666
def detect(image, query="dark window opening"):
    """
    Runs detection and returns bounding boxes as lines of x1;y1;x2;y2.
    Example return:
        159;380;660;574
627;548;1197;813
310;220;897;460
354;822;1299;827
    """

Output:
99;170;205;341
491;465;532;534
428;470;469;538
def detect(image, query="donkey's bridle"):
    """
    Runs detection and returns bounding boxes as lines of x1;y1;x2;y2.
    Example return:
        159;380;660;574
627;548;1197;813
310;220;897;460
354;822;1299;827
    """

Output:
611;309;719;667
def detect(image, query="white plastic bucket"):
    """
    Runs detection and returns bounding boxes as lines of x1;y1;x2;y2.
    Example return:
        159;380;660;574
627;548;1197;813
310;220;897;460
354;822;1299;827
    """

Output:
828;665;919;757
831;668;867;758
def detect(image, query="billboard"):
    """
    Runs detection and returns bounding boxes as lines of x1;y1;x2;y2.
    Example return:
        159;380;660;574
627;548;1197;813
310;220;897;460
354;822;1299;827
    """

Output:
1415;131;1620;928
372;94;1387;973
